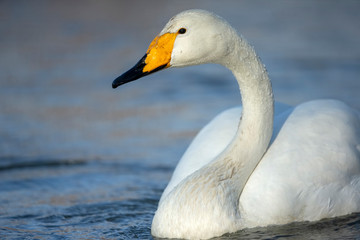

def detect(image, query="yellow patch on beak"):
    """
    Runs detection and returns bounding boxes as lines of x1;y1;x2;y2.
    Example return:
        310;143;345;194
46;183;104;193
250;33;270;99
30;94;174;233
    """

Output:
143;33;178;73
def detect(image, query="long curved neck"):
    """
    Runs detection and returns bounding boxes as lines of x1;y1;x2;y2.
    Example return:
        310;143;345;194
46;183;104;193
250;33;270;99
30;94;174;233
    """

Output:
212;34;274;198
152;31;275;238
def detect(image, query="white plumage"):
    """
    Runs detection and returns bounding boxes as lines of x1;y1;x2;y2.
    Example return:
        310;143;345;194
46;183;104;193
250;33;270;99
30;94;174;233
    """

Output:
114;9;360;240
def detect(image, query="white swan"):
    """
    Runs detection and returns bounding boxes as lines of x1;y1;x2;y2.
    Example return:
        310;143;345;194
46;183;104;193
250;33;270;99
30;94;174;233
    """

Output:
112;9;360;239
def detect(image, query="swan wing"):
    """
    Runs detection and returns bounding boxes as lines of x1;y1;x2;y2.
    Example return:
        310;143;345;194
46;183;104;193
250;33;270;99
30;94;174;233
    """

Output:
241;99;360;227
161;107;242;200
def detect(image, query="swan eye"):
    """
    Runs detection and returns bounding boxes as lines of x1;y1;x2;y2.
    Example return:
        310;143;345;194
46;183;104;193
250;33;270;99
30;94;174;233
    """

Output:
178;28;186;34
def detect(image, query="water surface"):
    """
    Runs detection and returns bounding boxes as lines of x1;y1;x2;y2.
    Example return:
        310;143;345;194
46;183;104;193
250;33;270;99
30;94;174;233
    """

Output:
1;1;360;239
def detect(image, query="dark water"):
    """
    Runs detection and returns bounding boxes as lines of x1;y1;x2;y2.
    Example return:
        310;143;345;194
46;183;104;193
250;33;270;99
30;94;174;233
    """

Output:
1;1;360;239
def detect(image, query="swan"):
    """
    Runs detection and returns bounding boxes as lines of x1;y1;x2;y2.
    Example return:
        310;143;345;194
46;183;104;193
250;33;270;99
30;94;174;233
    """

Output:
112;9;360;239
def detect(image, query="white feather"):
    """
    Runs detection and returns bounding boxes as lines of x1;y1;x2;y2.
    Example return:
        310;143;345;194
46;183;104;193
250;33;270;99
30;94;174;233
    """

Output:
145;9;360;239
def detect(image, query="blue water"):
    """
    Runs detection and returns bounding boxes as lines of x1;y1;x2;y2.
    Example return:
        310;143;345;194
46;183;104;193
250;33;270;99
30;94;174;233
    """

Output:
1;1;360;239
2;158;360;240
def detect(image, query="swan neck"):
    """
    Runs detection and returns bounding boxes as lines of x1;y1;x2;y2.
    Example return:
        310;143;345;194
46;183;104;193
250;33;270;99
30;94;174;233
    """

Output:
217;34;274;195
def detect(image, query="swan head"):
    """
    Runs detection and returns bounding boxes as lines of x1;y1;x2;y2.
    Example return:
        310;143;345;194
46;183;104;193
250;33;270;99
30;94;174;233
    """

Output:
112;9;235;88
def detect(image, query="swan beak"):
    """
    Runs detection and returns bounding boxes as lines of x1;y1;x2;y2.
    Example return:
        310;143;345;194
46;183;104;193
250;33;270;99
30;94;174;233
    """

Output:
112;33;177;88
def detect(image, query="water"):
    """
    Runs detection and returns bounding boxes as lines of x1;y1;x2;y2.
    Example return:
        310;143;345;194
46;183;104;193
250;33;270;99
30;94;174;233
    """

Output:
1;1;360;239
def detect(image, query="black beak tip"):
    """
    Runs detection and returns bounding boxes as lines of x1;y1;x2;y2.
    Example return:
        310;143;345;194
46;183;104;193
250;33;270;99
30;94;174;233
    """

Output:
111;54;168;90
112;54;148;90
112;82;118;89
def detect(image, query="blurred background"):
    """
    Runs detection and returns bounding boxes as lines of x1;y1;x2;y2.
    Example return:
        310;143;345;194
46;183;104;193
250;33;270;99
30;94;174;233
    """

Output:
1;1;360;239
